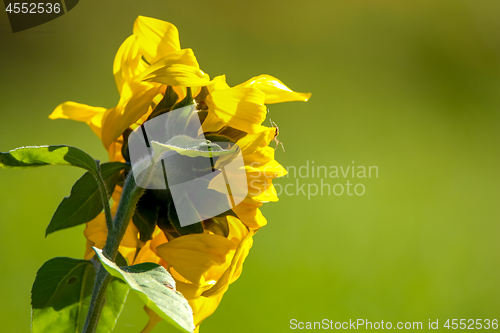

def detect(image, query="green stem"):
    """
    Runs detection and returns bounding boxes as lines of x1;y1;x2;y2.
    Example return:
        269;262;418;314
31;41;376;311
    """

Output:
81;264;112;333
82;173;145;333
104;174;145;260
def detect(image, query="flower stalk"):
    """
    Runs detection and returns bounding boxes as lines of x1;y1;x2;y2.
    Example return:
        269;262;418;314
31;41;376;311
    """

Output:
83;173;146;333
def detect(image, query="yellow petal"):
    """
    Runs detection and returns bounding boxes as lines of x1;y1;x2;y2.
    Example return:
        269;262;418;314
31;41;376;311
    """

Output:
237;128;275;154
174;279;213;300
117;246;136;265
202;230;254;297
121;218;143;249
156;234;236;284
208;75;230;93
205;87;268;134
232;204;267;229
113;35;144;97
226;216;249;245
237;74;311;104
83;187;126;259
247;175;279;201
133;240;162;265
199;113;226;133
142;49;210;87
83;213;107;259
49;102;106;138
140;306;163;333
189;294;224;327
133;16;181;64
101;85;160;149
245;159;286;178
106;141;126;163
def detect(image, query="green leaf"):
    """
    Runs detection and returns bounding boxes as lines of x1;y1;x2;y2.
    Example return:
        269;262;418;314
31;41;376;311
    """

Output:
0;145;98;174
93;248;195;333
46;162;130;236
31;257;129;333
152;135;239;159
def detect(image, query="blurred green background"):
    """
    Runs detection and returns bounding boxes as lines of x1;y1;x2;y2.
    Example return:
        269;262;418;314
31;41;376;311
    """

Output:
1;0;499;331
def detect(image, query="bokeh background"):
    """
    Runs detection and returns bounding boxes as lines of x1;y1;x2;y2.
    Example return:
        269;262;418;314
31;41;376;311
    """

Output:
1;0;499;331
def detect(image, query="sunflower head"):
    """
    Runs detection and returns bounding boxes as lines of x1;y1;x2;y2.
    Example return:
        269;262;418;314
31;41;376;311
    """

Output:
50;15;311;331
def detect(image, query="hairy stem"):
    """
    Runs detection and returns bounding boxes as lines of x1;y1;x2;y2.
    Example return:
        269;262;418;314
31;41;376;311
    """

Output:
82;173;145;333
104;174;145;260
81;264;113;333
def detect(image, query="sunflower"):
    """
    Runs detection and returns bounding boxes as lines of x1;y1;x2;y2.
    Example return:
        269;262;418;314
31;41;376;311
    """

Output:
50;16;310;332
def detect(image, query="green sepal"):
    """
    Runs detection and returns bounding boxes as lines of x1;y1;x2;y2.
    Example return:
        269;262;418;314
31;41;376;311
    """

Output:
115;251;129;267
203;126;247;143
0;145;98;174
46;162;130;236
93;248;195;333
194;86;209;110
216;209;238;219
121;128;134;163
167;200;204;235
31;257;129;333
172;87;193;111
157;206;181;240
163;88;197;140
202;217;230;237
132;199;159;243
148;86;179;120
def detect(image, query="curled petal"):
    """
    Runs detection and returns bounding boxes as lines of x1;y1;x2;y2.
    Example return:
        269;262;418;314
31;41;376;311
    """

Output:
113;35;144;97
232;203;267;230
133;15;181;64
237;128;276;155
101;85;160;150
189;294;224;328
208;75;230;93
237;74;311;104
202;229;254;297
205;87;268;134
142;49;210;87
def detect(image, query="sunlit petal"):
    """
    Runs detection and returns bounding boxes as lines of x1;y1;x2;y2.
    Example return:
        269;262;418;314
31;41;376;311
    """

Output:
205;87;268;133
142;49;210;87
237;74;311;104
133;15;181;64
